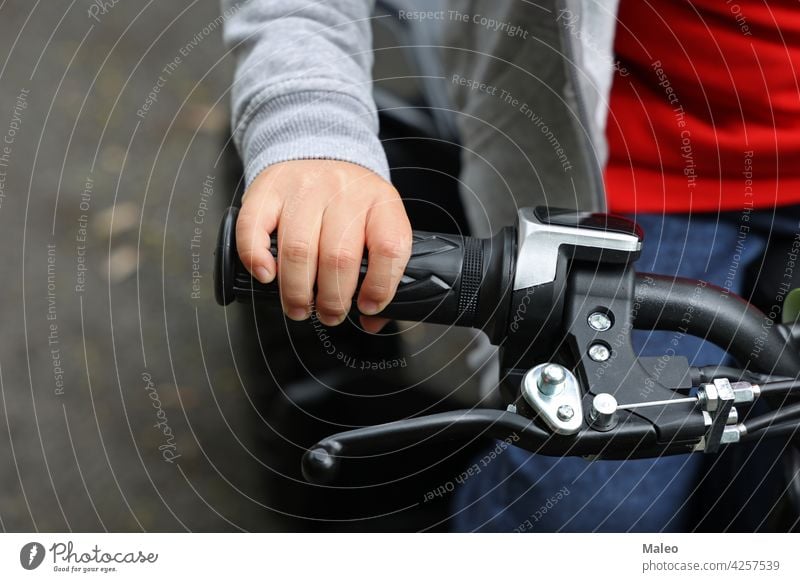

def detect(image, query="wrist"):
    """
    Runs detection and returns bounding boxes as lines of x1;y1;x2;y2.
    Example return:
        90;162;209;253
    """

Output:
238;90;391;187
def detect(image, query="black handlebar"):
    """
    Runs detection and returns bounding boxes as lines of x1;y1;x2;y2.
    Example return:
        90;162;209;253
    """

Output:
215;206;516;334
213;204;800;485
633;274;800;377
215;205;800;374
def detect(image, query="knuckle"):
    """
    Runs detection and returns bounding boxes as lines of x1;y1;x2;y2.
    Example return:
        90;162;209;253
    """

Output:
363;281;392;304
237;248;261;265
282;239;315;264
235;215;258;238
371;237;409;261
321;248;360;272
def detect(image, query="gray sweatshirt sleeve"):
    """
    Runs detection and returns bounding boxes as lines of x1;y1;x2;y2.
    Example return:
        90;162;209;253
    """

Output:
221;0;389;186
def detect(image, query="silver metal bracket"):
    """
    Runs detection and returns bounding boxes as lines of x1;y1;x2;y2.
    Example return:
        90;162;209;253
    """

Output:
521;363;583;435
697;378;738;453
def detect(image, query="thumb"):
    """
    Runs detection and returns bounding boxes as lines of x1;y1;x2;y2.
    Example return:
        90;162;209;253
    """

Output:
236;178;282;284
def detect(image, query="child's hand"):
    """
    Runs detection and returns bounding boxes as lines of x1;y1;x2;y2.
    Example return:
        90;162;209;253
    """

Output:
235;160;412;331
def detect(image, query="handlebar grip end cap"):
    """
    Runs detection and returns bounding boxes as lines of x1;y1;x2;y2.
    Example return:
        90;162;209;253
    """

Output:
214;206;239;306
301;446;340;485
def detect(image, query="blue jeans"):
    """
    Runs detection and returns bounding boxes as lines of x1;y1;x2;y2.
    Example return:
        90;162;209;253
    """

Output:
452;210;787;532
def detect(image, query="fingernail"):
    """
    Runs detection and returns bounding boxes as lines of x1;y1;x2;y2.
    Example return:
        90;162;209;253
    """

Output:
318;313;345;326
359;300;380;316
287;307;309;321
254;266;272;284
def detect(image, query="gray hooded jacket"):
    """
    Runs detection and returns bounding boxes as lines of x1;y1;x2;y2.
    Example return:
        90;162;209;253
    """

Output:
222;0;619;236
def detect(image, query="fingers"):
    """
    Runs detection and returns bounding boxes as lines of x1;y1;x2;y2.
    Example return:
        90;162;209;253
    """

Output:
277;196;323;321
236;176;281;284
357;199;412;316
235;161;411;327
315;204;366;326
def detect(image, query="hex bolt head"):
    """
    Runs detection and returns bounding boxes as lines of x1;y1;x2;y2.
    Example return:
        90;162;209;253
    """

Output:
720;426;741;445
587;311;612;332
588;343;611;362
699;383;719;412
557;405;574;421
537;363;567;396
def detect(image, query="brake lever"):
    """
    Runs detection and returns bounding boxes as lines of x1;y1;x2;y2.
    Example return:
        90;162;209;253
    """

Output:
301;378;769;484
301;408;659;484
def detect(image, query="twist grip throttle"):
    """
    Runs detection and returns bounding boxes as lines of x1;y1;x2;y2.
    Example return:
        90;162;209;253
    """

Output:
214;206;514;332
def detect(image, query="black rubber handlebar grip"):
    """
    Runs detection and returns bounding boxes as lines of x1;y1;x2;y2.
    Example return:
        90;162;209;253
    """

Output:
214;206;515;331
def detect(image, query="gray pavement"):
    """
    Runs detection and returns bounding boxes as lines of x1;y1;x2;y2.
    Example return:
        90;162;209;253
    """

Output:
0;0;276;532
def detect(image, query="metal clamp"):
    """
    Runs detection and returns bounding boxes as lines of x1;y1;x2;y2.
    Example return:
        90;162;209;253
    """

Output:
697;378;738;453
521;363;583;435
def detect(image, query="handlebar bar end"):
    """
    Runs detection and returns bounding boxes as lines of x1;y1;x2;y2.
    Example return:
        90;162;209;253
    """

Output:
214;206;239;306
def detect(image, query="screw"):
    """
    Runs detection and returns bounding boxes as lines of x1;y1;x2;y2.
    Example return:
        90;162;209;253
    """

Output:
588;343;611;362
537;363;566;395
587;311;612;332
557;404;574;421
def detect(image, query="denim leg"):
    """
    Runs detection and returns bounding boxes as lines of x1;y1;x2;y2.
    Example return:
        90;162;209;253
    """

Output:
451;212;767;532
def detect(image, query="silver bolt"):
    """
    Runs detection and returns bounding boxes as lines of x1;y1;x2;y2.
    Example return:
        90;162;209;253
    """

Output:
587;312;612;332
557;404;574;421
537;363;566;396
720;426;741;445
731;381;759;404
541;364;566;384
590;393;618;430
588;343;611;362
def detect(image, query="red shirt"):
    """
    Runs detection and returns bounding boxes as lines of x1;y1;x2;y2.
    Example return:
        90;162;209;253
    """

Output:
605;0;800;213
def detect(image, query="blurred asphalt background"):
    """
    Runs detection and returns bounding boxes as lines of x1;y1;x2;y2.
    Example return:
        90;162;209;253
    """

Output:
0;0;275;532
0;0;472;532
